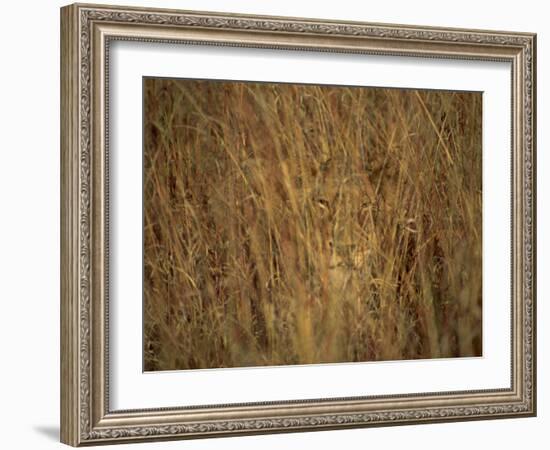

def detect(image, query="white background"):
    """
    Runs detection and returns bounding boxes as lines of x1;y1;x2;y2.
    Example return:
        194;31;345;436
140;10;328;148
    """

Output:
0;0;546;449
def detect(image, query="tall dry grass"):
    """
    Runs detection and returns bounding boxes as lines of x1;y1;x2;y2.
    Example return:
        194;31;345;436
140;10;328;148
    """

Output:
143;78;482;371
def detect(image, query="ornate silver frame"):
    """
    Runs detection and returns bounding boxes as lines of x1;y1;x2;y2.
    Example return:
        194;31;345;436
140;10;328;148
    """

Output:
60;3;536;446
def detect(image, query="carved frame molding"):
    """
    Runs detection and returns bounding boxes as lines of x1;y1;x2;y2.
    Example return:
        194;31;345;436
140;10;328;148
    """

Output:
61;3;536;446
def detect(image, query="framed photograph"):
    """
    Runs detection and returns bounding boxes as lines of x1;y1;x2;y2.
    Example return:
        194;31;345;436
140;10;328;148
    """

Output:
60;3;536;446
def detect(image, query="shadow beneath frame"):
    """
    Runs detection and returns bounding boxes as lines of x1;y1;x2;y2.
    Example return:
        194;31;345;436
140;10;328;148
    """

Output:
33;425;59;441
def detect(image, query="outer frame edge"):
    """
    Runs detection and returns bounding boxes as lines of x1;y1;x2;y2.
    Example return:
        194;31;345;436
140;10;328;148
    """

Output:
61;3;81;447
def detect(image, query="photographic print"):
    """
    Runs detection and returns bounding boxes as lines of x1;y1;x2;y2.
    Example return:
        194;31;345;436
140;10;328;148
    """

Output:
143;78;482;371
